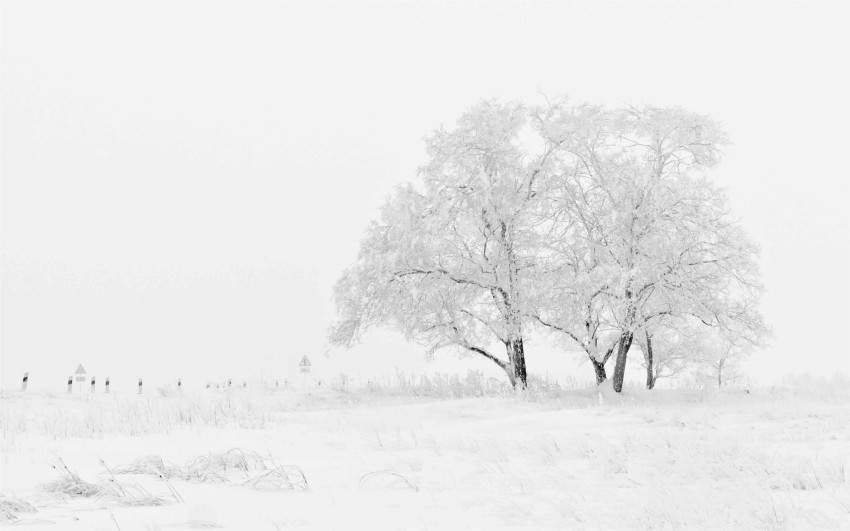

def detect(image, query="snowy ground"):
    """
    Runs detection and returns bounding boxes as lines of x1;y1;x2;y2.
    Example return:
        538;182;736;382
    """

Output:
2;381;849;530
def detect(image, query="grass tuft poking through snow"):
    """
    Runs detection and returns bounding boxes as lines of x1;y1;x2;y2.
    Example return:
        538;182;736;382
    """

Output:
112;455;182;479
359;470;420;492
113;448;310;492
241;465;309;492
182;448;267;480
42;457;110;498
40;457;178;508
0;493;37;522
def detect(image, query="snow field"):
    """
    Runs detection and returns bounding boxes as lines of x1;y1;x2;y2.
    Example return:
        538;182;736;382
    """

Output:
1;383;849;529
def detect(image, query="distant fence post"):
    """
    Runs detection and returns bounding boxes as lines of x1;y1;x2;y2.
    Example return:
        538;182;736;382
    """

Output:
91;377;96;393
178;378;182;389
105;377;110;393
22;372;29;392
67;376;73;393
138;378;143;394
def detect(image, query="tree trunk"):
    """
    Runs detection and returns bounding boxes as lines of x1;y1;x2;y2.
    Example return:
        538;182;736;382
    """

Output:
612;331;634;393
507;338;528;390
591;358;607;385
589;341;618;385
646;369;657;390
647;371;657;390
717;358;725;388
644;331;656;390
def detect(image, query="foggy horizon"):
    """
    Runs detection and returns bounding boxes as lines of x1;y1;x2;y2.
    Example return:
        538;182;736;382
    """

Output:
3;1;849;391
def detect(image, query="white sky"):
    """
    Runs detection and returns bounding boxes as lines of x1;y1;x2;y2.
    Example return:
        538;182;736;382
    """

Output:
2;1;849;391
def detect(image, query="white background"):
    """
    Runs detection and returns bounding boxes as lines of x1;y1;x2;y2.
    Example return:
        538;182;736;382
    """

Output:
2;1;849;391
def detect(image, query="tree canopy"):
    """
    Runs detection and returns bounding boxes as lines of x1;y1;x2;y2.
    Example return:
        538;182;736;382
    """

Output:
330;98;767;392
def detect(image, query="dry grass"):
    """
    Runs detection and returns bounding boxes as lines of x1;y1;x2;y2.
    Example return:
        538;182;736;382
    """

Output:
42;458;110;498
0;375;594;441
112;455;182;479
183;448;267;481
241;465;309;491
40;457;177;508
359;470;419;492
0;493;37;523
98;484;171;508
114;448;310;492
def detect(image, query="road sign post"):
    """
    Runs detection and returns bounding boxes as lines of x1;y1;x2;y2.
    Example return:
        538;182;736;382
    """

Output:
298;356;312;388
21;372;29;392
74;364;87;393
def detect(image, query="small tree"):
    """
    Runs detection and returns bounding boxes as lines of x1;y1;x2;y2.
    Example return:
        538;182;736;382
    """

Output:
634;317;707;389
692;321;763;388
633;316;766;389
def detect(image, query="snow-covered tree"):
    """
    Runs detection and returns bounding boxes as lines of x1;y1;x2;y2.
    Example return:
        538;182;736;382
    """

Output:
696;340;744;388
330;98;767;393
330;101;563;389
528;197;621;385
526;104;619;383
691;318;765;388
531;102;765;392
